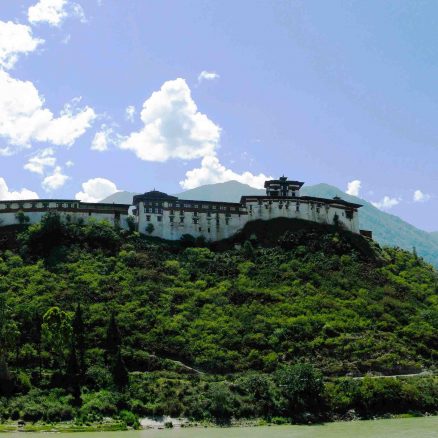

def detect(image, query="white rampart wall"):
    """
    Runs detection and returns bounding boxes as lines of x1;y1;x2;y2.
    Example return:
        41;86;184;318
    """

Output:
136;198;360;241
245;199;359;233
137;201;247;241
0;201;130;230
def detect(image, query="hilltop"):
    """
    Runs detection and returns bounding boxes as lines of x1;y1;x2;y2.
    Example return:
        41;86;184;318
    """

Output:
0;214;436;426
101;181;438;268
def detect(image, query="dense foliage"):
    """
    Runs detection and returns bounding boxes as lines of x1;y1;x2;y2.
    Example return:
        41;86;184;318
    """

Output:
0;214;436;425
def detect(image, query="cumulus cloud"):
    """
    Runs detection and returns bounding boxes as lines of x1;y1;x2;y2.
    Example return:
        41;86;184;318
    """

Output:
24;148;56;174
198;71;220;82
346;179;361;197
0;21;43;70
91;125;114;152
0;177;39;200
75;177;119;202
413;190;431;203
119;78;220;162
372;196;400;210
0;70;96;154
28;0;85;27
180;155;272;190
65;160;74;167
42;166;69;191
125;105;136;122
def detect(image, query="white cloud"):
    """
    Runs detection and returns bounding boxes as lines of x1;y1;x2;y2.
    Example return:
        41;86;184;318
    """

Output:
198;71;220;82
372;196;400;210
0;70;96;154
24;147;56;174
28;0;86;27
91;125;113;152
0;21;43;70
180;155;271;190
75;177;119;202
65;160;74;167
0;177;39;200
125;105;136;122
346;179;361;197
413;190;431;203
119;78;220;162
42;166;69;191
28;0;68;26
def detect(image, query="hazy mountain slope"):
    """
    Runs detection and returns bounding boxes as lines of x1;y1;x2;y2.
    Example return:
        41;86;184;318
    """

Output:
101;180;438;268
301;184;438;268
176;180;264;201
100;191;138;204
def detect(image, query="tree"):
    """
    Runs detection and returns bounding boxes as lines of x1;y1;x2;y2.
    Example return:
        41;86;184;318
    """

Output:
72;304;86;378
275;363;325;417
105;312;121;363
65;341;81;406
242;240;256;260
0;296;19;396
112;347;129;390
41;307;72;369
126;216;136;233
15;211;30;225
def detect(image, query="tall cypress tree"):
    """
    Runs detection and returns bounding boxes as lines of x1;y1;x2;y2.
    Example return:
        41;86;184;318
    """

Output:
72;304;86;379
105;312;121;363
112;347;129;390
65;341;81;406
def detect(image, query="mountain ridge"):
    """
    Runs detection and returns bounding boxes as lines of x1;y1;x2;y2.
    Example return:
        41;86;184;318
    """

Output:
100;180;438;268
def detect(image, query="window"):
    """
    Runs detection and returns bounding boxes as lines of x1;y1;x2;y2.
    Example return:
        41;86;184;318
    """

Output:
184;203;190;208
180;217;184;223
346;210;353;220
169;217;174;223
207;212;211;217
193;211;198;217
207;227;211;233
212;205;216;210
193;218;198;224
157;216;162;222
202;204;208;209
199;227;202;231
180;210;184;215
225;218;230;225
194;204;198;208
296;203;300;212
146;215;151;221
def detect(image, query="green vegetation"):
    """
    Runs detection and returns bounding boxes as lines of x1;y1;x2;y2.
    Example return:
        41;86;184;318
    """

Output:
0;213;437;426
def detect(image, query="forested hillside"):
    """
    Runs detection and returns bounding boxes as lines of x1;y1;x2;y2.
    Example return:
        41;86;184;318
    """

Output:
0;213;437;426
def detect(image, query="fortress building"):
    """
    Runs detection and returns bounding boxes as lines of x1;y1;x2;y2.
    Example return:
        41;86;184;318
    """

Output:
132;176;363;240
0;177;365;242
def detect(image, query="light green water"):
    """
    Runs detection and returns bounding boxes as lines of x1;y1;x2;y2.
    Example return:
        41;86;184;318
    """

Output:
1;417;437;438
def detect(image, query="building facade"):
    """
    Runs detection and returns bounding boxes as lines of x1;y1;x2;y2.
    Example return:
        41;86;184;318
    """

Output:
0;199;130;229
0;177;364;241
132;176;363;240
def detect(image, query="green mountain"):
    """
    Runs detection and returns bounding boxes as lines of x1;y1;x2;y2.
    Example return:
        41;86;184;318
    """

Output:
101;180;438;268
0;214;436;427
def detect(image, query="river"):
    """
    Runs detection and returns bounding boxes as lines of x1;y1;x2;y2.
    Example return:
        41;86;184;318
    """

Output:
1;417;436;437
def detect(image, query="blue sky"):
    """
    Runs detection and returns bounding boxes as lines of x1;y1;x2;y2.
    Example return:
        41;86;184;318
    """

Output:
0;0;437;231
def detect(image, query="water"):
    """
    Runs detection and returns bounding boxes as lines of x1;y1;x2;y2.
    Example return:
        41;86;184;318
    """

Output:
2;417;437;438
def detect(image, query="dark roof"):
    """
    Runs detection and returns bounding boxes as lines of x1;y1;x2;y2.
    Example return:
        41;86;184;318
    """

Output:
240;195;362;209
299;196;362;208
264;177;305;188
133;190;178;204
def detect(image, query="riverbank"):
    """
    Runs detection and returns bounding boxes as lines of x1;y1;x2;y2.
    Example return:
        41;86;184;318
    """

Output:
0;412;435;433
